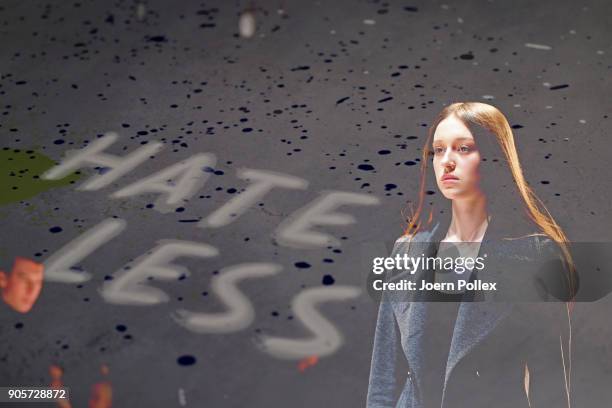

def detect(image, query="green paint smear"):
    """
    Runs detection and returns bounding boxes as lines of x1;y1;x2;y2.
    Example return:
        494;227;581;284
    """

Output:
0;147;81;206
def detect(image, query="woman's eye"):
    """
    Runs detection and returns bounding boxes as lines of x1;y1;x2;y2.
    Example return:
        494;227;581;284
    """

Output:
433;147;443;154
458;145;471;153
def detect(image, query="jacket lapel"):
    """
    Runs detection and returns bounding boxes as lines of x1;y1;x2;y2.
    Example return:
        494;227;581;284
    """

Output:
399;225;445;402
440;219;515;406
441;299;513;405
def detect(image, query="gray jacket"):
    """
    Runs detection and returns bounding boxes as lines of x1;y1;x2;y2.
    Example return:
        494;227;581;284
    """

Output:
366;221;572;408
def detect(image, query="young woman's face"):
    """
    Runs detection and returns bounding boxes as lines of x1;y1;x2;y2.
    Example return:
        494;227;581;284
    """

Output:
432;115;484;201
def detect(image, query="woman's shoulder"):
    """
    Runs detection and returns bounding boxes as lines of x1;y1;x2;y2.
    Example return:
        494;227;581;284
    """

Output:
496;233;575;301
394;222;442;244
392;223;441;256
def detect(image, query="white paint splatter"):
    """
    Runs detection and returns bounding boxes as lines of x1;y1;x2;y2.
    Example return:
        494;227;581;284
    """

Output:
178;388;186;406
482;95;495;100
525;43;552;50
363;19;376;25
239;11;256;38
136;3;146;21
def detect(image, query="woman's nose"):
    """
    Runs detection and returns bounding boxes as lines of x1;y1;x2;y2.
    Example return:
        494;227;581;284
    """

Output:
440;149;456;168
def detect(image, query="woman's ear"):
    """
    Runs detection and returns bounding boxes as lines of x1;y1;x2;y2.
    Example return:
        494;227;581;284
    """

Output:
0;270;7;289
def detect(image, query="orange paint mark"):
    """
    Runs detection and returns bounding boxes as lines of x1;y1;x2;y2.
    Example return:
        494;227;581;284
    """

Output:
49;365;72;408
297;355;319;372
90;364;112;408
89;381;112;408
48;364;112;408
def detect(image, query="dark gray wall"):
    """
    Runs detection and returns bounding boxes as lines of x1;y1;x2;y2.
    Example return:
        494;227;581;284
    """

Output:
0;0;610;406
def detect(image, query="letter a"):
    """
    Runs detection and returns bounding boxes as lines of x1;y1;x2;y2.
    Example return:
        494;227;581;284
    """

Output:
111;153;217;213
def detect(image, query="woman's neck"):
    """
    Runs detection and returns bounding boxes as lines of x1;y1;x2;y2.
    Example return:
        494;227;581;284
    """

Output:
445;195;489;242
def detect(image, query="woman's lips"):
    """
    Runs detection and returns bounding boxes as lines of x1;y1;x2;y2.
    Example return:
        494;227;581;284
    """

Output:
441;175;459;182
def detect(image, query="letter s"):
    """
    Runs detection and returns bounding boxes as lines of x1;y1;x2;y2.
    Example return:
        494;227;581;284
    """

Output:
475;256;485;270
255;285;361;359
171;263;282;333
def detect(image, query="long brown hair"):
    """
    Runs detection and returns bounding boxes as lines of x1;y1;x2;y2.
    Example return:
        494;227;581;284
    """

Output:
401;102;576;296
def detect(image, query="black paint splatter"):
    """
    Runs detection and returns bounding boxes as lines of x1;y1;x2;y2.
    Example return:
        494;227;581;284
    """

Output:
322;275;335;285
177;355;197;366
294;262;311;269
146;35;168;43
336;97;350;105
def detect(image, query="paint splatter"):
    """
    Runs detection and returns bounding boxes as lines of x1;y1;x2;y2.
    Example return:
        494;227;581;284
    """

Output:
178;388;186;406
322;275;335;285
177;355;197;366
294;261;311;269
0;148;80;206
297;355;319;372
524;43;552;50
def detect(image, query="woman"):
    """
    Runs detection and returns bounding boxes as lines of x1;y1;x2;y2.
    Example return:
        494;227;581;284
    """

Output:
366;102;576;408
